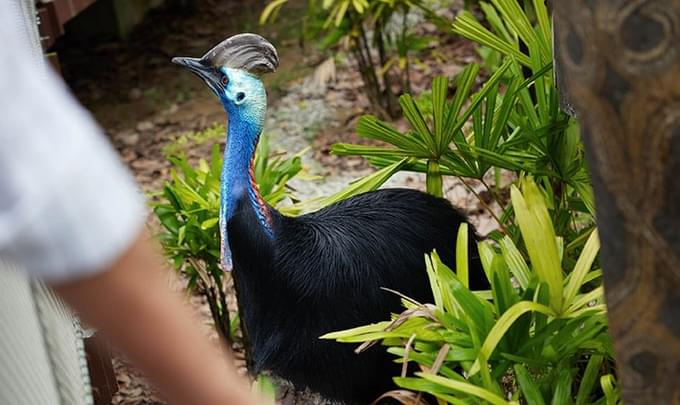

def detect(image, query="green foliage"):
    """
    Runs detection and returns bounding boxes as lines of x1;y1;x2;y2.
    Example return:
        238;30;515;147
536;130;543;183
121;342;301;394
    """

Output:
323;179;619;404
333;0;594;254
162;123;225;156
261;0;435;118
323;1;619;402
153;132;304;344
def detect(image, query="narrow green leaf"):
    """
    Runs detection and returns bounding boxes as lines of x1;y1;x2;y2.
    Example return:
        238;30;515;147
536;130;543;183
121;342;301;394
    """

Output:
415;373;513;405
566;286;604;316
452;11;532;66
511;180;563;312
514;364;546;405
401;94;436;151
563;230;600;308
576;355;604;405
357;115;428;153
178;225;186;245
425;253;444;310
432;76;449;152
259;0;289;24
456;223;469;288
499;236;531;290
443;64;480;140
449;60;513;141
394;377;470;405
331;144;418;158
600;375;619;405
334;0;350;26
200;218;219;230
292;158;408;213
320;321;391;340
469;301;556;376
490;0;538;56
480;2;513;43
551;367;573;405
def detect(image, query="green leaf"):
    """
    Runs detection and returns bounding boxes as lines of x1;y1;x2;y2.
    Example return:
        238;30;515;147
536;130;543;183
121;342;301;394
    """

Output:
563;230;600;309
334;0;351;26
456;223;469;288
291;158;408;213
498;236;531;290
200;217;219;230
178;225;186;245
260;0;289;24
320;321;391;340
332;144;418;158
394;377;470;405
600;374;619;405
432;76;449;152
452;11;531;67
442;64;479;140
401;94;436;152
425;254;444;310
551;367;573;405
469;301;556;376
357;115;428;153
514;364;546;405
415;373;514;405
489;0;540;59
575;355;604;405
511;179;563;312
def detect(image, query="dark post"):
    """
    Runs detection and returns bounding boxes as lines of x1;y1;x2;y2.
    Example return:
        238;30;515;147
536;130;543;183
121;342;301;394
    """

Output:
553;1;680;403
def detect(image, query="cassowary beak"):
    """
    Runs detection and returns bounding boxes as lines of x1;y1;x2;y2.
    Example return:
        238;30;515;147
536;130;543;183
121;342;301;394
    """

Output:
172;56;223;96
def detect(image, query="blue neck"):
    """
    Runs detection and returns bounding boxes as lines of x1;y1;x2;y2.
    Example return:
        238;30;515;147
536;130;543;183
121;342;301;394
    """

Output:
219;106;272;271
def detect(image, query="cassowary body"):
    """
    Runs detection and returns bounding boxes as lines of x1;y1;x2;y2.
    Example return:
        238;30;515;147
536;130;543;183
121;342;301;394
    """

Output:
173;34;486;404
231;189;483;402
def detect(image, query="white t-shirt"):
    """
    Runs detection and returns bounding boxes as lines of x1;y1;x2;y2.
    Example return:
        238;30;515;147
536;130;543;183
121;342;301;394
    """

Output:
0;0;145;281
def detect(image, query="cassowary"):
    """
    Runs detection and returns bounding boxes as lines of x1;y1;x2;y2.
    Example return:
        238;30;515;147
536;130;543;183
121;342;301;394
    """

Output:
173;33;487;404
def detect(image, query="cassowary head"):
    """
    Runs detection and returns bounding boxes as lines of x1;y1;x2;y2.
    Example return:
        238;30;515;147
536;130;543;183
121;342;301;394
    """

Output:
173;34;279;272
172;33;278;120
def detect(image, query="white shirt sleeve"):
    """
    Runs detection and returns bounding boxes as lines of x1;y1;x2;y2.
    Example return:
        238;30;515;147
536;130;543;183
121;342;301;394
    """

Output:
0;0;146;282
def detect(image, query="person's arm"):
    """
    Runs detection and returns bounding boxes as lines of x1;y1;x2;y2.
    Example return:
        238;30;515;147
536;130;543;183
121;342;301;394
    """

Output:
51;230;261;405
0;3;264;404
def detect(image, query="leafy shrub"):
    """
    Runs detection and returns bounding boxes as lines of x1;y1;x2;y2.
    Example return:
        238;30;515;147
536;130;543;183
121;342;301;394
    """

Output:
153;132;305;344
323;0;620;402
324;179;619;404
333;0;594;252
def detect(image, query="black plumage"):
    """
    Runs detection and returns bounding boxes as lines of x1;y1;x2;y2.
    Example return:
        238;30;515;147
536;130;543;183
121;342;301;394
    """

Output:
229;188;486;403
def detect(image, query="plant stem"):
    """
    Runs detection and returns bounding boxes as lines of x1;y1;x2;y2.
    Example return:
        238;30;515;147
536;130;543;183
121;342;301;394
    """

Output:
426;159;444;197
374;18;399;117
401;9;412;94
188;258;232;346
458;176;509;235
480;178;507;213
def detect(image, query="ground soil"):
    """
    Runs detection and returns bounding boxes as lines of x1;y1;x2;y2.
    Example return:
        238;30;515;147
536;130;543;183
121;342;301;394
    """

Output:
56;0;497;403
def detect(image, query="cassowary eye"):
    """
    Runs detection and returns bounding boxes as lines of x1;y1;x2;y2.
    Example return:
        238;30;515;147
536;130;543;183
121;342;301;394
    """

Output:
236;92;246;102
221;74;228;86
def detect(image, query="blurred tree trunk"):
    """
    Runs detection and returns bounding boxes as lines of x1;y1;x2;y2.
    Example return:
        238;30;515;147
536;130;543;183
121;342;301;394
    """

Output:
553;1;680;403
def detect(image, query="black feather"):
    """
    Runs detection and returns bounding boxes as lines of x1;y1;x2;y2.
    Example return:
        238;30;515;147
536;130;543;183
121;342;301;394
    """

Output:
228;188;487;404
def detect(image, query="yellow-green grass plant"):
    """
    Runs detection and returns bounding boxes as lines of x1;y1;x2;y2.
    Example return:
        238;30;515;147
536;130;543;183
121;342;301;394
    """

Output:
323;178;618;404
